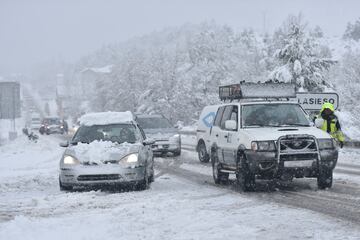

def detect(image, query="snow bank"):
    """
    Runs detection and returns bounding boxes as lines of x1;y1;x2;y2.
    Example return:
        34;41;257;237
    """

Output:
79;111;134;126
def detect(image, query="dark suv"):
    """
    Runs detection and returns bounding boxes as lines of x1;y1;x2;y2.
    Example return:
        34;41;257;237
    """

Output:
136;114;181;156
39;117;64;135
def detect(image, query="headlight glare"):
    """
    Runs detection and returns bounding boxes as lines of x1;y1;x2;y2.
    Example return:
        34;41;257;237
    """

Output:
120;153;138;164
63;155;79;165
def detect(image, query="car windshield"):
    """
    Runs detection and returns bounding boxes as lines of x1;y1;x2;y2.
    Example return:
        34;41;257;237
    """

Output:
242;103;311;128
72;124;141;144
43;118;61;125
137;117;173;129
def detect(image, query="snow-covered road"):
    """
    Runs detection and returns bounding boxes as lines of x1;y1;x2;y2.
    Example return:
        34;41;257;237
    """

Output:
0;135;360;239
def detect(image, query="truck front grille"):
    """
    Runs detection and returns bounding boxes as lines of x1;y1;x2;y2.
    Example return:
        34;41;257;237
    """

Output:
278;134;319;166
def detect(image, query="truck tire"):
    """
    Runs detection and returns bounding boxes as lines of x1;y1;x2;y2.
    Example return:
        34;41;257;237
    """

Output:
317;168;333;189
236;154;256;192
211;150;229;184
198;141;210;163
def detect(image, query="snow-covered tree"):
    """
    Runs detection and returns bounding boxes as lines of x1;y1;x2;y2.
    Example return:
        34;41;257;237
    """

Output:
343;18;360;41
269;14;335;91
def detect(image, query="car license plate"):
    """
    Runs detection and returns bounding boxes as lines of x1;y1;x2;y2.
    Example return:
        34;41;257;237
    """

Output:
284;160;314;168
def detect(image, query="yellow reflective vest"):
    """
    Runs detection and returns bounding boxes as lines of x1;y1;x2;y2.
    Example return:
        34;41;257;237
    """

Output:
318;115;345;142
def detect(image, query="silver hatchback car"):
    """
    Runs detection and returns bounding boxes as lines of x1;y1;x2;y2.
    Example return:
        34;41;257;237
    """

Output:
59;112;155;191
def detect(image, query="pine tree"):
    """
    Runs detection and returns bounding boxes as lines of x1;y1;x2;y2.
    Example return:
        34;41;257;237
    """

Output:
269;14;335;91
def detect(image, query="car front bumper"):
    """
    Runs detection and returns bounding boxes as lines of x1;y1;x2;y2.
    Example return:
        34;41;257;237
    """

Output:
151;140;181;153
59;164;146;188
46;127;63;133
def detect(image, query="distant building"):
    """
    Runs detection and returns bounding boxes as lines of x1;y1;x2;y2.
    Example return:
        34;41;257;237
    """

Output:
78;65;113;98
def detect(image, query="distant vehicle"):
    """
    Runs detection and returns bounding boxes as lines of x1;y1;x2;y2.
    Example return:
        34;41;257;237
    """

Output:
58;111;155;191
39;117;64;135
196;105;220;163
210;82;339;191
136;114;181;156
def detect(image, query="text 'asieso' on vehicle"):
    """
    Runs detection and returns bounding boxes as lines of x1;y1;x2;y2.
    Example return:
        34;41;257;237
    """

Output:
202;82;338;191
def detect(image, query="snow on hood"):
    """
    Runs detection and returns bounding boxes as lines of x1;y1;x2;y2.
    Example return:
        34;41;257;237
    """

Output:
242;126;332;142
79;111;134;126
66;140;140;164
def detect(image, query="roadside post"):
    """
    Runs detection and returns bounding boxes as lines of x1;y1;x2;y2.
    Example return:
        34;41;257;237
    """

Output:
0;82;21;140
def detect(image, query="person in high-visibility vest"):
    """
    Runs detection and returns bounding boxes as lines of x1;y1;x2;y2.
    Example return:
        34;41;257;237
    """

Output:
315;102;345;148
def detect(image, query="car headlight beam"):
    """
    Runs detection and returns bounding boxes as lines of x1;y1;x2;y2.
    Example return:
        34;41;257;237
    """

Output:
120;153;139;164
63;155;80;165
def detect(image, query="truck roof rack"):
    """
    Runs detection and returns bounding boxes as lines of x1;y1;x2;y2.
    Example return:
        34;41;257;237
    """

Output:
219;82;296;102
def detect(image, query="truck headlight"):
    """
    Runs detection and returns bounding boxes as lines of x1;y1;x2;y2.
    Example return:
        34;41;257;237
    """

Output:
63;155;80;165
318;139;335;150
251;141;276;151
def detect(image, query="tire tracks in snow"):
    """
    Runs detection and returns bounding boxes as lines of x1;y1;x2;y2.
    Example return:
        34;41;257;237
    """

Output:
155;153;360;225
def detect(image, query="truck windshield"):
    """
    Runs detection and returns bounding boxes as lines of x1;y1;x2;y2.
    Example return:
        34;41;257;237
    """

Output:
242;103;311;128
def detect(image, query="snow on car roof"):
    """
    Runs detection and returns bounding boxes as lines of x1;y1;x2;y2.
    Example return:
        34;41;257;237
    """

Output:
79;111;134;126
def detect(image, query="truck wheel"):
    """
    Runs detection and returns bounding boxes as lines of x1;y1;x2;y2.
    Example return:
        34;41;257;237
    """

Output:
198;142;209;163
211;151;229;184
317;168;333;189
236;154;256;192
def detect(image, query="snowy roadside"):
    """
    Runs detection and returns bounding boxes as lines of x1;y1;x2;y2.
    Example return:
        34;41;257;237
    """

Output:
1;135;360;239
1;173;360;240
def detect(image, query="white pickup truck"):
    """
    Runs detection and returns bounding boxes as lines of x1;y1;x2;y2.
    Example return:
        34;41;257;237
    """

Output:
209;83;338;191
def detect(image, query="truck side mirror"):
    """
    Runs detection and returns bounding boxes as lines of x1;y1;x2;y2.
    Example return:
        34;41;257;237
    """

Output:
225;120;237;131
314;118;324;128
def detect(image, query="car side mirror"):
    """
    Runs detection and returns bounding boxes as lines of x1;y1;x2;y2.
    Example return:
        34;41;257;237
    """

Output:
225;120;237;131
143;138;155;146
59;141;69;147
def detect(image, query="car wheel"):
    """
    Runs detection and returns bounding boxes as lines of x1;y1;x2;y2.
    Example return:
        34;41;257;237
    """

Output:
211;150;229;184
236;154;256;192
198;141;209;163
173;149;181;156
59;178;73;191
148;165;155;183
136;169;149;191
317;168;333;189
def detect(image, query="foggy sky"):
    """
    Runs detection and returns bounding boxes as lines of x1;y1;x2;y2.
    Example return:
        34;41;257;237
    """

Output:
1;0;359;75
